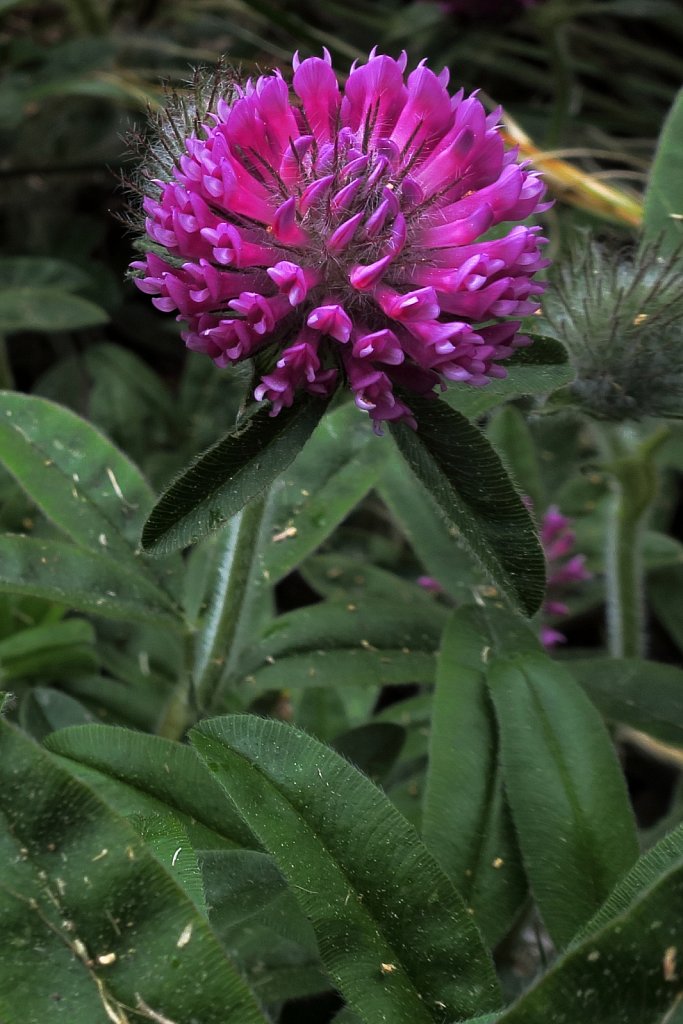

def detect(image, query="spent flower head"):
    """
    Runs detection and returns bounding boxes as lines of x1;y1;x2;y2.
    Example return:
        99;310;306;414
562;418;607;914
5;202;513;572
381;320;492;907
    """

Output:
129;50;549;431
543;236;683;422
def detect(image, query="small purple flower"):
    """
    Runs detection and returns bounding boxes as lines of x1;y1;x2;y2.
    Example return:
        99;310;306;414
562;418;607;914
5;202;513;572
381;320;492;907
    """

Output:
539;505;592;647
131;50;549;431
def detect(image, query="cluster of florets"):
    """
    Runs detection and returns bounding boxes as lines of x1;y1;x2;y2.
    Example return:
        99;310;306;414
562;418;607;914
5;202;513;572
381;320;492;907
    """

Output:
130;50;549;431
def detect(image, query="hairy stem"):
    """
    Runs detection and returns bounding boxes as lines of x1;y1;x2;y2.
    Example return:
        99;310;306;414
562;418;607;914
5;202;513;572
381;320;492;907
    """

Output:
605;477;646;659
599;425;665;659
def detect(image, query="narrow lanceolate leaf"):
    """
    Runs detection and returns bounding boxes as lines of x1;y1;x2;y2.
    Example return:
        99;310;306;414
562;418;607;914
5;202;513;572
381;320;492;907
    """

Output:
487;405;545;513
45;724;255;851
20;688;95;741
192;715;501;1024
263;401;383;583
0;720;269;1024
377;447;482;602
422;608;529;946
496;825;683;1024
247;648;436;693
568;657;683;748
0;391;153;559
488;653;639;948
0;534;178;626
390;395;545;617
573;823;683;945
142;393;330;556
201;849;329;1003
0;619;97;681
254;599;445;663
0;287;108;333
643;87;683;253
241;598;443;690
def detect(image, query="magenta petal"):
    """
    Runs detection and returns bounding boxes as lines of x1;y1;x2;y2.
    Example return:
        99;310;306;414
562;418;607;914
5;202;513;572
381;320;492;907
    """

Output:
307;304;353;342
349;254;395;291
293;55;341;142
272;197;309;245
341;54;408;140
327;211;365;252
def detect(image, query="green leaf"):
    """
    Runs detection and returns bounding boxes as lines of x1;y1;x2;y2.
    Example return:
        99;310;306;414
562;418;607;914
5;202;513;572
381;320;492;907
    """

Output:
258;598;444;656
495;826;683;1023
0;256;91;292
377;447;481;601
0;288;108;334
201;849;329;1003
19;687;95;740
0;391;155;561
0;534;178;626
0;619;97;680
574;822;683;944
0;720;269;1024
192;715;501;1024
332;723;405;782
301;554;438;608
133;814;206;912
247;648;436;693
568;657;683;747
241;598;445;693
487;405;544;512
263;403;384;583
45;723;255;850
390;395;545;616
423;608;529;946
643;87;683;253
142;393;330;556
488;653;639;948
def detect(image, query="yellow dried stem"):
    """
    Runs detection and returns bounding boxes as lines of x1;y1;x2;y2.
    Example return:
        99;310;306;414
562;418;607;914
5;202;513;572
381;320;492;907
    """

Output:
501;112;644;228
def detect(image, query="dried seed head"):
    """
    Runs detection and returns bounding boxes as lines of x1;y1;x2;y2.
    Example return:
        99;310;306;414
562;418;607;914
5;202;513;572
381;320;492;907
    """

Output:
543;234;683;421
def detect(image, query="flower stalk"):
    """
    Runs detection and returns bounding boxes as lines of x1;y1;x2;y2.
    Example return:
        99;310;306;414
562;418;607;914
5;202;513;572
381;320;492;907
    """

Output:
599;425;667;659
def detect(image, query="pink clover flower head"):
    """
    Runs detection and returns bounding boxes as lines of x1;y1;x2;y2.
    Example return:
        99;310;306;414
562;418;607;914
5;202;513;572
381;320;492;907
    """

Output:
540;504;592;647
130;50;549;432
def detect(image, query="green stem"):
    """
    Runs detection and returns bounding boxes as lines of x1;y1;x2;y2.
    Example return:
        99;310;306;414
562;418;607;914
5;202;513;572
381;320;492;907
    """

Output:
598;425;666;660
194;492;268;715
604;477;646;659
